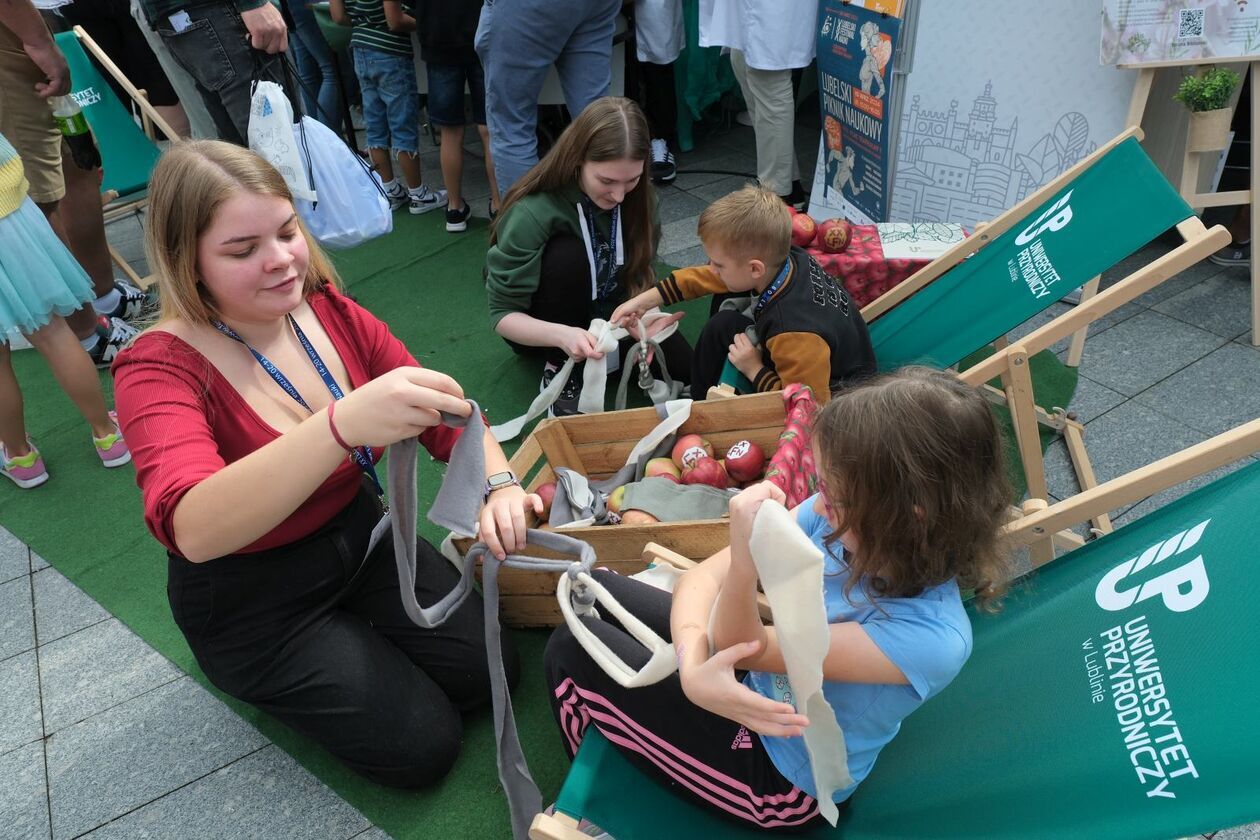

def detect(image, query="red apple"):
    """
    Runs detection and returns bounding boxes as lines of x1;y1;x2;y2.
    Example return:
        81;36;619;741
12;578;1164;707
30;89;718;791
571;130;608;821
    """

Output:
671;434;713;469
724;439;766;483
620;509;660;525
606;484;627;515
645;457;682;482
682;456;730;490
535;481;557;519
815;218;851;253
791;213;817;248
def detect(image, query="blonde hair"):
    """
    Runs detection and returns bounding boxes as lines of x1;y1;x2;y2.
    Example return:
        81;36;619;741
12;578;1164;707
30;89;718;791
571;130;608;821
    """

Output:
144;140;340;327
490;97;658;295
697;184;792;268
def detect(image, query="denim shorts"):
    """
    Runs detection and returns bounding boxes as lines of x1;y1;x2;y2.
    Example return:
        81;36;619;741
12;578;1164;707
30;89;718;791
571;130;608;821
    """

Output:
352;47;420;154
425;59;486;127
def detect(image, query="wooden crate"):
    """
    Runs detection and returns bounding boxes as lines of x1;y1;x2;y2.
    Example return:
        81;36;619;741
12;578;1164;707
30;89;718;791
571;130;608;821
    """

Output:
453;391;787;626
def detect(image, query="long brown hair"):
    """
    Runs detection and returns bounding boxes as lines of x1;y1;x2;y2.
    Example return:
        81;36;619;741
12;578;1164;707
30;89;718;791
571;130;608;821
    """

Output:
490;97;658;294
144;140;340;328
813;367;1013;609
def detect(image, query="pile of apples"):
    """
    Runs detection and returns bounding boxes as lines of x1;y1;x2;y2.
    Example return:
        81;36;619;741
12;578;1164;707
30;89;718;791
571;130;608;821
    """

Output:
788;207;851;254
530;434;770;526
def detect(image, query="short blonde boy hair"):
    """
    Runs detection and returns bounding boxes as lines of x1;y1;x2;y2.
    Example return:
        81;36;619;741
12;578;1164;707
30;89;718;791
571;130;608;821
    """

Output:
696;184;792;268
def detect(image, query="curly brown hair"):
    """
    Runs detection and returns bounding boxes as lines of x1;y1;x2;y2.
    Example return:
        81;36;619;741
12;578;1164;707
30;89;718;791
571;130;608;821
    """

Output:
812;367;1013;609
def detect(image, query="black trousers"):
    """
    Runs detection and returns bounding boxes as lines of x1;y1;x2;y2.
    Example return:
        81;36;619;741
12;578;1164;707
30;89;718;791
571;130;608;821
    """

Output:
544;571;829;832
690;309;756;398
505;234;693;383
167;488;519;788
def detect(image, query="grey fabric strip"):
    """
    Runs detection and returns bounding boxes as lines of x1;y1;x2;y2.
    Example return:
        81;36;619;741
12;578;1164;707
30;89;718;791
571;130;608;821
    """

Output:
376;404;598;840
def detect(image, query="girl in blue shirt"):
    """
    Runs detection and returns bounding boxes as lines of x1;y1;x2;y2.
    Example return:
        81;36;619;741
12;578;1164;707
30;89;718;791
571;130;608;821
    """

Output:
545;366;1013;831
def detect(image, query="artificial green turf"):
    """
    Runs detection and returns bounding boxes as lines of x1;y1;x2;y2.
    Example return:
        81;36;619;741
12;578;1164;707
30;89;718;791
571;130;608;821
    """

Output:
0;210;1073;838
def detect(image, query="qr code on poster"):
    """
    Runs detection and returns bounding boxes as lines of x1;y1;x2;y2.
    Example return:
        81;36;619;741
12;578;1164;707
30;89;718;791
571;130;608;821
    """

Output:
1178;8;1206;39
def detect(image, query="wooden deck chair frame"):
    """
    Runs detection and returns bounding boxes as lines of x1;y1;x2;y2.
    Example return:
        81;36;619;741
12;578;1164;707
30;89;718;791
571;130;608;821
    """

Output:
856;127;1229;554
66;24;181;289
529;415;1260;840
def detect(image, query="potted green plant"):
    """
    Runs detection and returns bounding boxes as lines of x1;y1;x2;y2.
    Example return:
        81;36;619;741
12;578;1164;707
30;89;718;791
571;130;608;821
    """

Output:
1174;67;1241;152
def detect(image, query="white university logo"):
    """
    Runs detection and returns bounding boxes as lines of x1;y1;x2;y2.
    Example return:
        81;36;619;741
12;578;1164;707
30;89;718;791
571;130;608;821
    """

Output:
1095;519;1212;614
1015;189;1075;246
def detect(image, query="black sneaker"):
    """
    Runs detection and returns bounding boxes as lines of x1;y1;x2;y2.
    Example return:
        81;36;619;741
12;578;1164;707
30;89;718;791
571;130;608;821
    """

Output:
86;315;138;369
95;280;149;324
781;180;809;212
445;200;472;232
541;361;584;418
649;138;677;184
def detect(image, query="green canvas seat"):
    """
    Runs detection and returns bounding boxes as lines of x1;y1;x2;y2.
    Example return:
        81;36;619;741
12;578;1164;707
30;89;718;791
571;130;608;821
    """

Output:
538;420;1260;840
54;29;161;204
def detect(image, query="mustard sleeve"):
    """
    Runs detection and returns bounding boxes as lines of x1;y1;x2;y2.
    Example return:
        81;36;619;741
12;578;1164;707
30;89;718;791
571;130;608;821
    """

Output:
655;265;728;304
763;332;833;401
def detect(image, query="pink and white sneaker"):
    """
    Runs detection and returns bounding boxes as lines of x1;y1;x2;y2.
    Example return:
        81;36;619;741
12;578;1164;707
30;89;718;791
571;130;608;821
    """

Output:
93;411;131;468
1;439;50;489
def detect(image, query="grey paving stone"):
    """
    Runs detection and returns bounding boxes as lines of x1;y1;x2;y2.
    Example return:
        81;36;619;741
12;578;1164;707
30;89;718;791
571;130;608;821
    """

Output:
350;828;394;839
30;550;49;572
680;173;757;203
0;576;35;662
1046;400;1212;509
0;526;26;584
40;619;182;733
1116;246;1225;307
1006;301;1073;355
659;244;708;273
1071;310;1227;396
1215;822;1260;839
1235;328;1255;346
1150;267;1255;338
659;216;703;256
79;746;368;840
46;677;268;840
1065;375;1129;425
33;568;109;646
655;188;709;225
0;651;42;755
0;741;50;840
1133;343;1260;437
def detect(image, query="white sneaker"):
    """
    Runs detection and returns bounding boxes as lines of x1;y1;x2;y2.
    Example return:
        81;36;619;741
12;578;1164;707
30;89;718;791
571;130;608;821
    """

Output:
409;184;448;215
649;138;676;184
385;181;408;211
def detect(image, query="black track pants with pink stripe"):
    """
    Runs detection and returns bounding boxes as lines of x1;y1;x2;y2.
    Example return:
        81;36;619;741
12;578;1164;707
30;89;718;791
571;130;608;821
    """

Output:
544;570;828;832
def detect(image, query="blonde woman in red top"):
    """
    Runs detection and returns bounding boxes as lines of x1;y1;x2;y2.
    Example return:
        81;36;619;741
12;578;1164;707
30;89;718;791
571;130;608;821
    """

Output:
113;141;538;788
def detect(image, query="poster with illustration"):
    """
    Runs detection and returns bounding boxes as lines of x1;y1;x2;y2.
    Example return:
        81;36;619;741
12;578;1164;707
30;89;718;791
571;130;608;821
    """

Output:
1102;0;1260;65
810;3;899;224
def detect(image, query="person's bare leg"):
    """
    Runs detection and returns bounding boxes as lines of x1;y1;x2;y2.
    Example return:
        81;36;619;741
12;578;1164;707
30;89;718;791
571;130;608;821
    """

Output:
154;102;192;140
369;147;395;184
56;148;115;298
0;342;30;457
439;125;465;211
24;317;115;438
397;150;422;190
478;124;501;214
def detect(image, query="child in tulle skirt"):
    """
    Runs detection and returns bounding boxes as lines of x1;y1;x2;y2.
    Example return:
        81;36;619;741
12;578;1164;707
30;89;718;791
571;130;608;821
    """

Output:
0;132;129;489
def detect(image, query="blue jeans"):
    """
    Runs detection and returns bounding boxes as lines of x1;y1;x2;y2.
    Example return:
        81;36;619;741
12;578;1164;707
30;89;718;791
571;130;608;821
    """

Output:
426;59;486;127
284;0;340;128
352;47;419;154
475;0;622;195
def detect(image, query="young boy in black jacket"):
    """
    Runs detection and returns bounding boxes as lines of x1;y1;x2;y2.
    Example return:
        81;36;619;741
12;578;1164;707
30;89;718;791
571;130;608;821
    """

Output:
612;185;876;401
415;0;500;231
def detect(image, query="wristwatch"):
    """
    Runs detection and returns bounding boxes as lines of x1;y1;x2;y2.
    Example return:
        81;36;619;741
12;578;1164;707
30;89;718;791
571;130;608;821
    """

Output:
484;471;520;500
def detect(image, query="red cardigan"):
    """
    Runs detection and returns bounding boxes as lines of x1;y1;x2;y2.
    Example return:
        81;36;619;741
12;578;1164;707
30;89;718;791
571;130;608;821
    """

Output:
112;286;461;556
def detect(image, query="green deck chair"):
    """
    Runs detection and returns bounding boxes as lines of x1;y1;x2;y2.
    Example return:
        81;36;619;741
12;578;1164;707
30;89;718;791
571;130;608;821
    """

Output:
532;418;1260;840
55;26;179;288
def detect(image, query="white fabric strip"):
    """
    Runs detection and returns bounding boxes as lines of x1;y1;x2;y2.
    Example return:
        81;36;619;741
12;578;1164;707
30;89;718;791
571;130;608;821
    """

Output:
749;500;853;826
576;202;599;300
489;311;682;440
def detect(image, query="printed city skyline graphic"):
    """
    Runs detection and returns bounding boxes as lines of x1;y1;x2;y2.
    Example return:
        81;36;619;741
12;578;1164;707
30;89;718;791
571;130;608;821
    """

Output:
891;81;1098;228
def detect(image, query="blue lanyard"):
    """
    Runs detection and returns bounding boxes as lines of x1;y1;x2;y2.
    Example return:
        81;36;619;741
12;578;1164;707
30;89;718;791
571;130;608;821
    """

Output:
754;259;793;318
212;315;384;496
